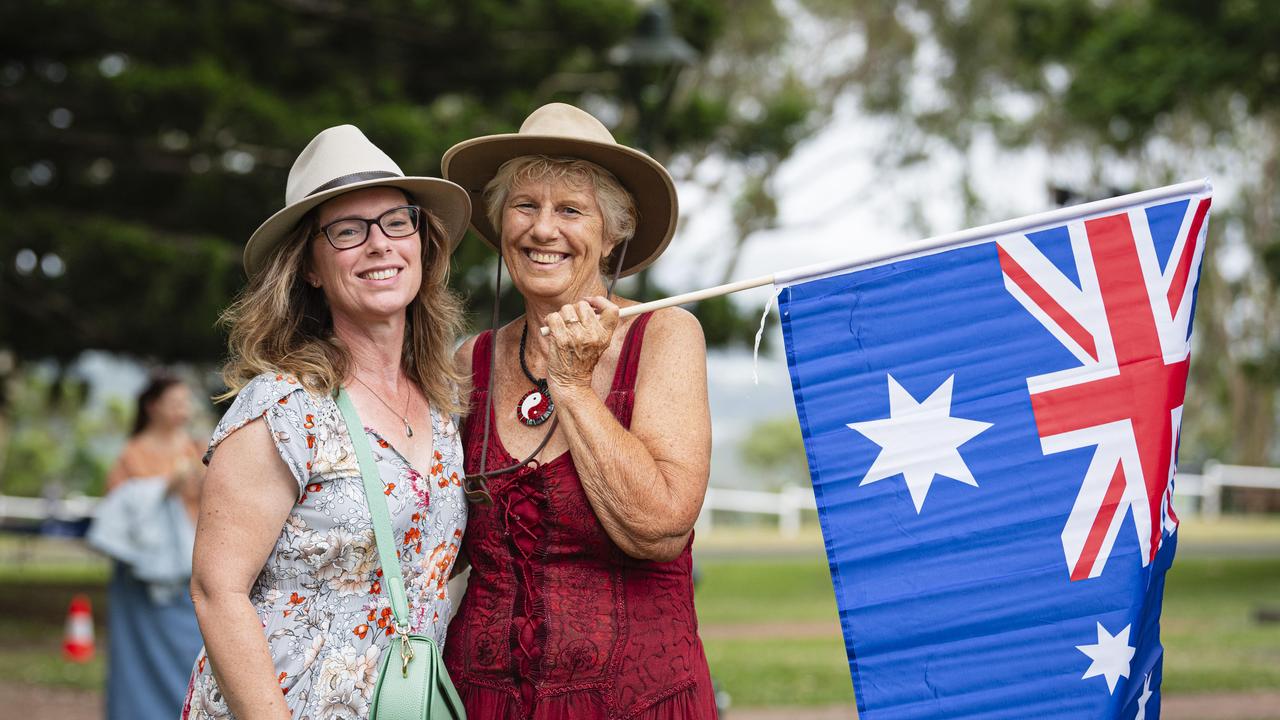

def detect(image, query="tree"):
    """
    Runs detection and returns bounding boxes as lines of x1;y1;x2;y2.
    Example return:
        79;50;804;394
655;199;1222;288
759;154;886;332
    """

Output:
739;415;808;490
0;0;830;493
821;0;1280;466
1;0;827;367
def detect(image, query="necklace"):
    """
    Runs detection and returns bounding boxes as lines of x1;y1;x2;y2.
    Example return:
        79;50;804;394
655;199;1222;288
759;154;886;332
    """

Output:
516;322;554;427
351;374;415;437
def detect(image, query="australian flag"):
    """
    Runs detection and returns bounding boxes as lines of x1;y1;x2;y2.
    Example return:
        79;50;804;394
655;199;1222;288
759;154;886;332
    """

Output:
777;181;1212;719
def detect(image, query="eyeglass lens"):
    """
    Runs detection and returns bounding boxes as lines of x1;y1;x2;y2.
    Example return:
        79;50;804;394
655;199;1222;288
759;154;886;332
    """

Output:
323;206;420;249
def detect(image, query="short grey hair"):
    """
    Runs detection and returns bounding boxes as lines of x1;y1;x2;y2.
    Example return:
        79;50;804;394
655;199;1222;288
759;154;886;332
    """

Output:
483;155;638;270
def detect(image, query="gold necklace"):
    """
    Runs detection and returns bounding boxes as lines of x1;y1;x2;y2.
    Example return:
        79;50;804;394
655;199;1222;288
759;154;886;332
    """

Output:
351;374;415;437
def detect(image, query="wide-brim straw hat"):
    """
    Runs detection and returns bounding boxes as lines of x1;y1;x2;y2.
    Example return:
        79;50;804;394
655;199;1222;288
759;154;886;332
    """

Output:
441;103;678;277
243;125;471;277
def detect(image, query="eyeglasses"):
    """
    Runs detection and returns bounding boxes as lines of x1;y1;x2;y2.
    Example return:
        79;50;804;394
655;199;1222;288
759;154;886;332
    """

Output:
313;205;422;250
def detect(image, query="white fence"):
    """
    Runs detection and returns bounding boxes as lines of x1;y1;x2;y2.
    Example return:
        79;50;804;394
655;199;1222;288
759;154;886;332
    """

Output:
697;462;1280;536
0;493;98;523
697;486;817;538
3;462;1279;536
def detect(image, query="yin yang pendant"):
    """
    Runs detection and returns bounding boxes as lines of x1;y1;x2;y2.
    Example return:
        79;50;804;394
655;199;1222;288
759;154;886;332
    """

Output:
516;383;554;427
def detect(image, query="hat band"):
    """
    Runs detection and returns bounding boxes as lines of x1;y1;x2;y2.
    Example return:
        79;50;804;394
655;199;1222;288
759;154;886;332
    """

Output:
306;170;400;197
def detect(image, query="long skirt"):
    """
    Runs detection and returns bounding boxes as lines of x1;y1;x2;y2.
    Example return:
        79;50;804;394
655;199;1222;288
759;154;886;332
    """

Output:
106;562;203;720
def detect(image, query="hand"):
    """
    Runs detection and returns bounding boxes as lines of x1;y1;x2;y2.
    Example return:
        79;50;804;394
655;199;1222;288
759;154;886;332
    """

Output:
169;457;203;495
541;296;620;392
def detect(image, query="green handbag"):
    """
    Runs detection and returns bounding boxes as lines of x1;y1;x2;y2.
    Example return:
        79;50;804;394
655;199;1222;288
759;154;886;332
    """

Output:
336;388;466;720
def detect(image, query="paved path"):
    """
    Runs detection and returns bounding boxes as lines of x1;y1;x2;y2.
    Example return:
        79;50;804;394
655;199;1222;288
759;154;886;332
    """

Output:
729;692;1280;719
7;682;1278;720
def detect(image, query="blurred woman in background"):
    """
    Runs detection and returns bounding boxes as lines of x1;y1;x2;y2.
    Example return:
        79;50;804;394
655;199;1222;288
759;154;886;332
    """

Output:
97;372;205;720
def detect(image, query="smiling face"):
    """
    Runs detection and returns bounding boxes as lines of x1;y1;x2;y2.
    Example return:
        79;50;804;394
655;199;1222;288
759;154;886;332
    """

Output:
305;186;424;325
501;178;614;305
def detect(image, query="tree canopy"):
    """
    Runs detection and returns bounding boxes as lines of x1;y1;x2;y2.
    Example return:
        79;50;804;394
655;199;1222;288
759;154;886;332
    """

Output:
1;0;816;365
828;0;1280;465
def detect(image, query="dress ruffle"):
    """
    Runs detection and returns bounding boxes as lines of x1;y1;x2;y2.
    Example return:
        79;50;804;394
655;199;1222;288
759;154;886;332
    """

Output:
457;679;709;720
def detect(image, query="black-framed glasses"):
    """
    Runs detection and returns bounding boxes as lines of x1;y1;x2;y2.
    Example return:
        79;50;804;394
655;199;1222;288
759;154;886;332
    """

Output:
314;205;422;250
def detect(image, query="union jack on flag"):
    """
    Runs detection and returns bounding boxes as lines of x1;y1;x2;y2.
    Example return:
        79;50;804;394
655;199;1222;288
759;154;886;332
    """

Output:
777;180;1212;719
997;196;1211;581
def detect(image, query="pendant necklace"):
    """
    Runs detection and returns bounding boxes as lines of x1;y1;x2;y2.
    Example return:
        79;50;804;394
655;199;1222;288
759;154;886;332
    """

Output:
516;322;554;427
352;374;414;437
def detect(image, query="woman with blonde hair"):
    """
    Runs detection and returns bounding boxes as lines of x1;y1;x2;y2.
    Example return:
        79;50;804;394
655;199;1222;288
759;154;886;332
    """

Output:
441;103;717;719
182;125;471;719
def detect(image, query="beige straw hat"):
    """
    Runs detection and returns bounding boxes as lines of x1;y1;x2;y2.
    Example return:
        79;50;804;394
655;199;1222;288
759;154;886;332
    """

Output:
441;103;678;277
243;125;471;277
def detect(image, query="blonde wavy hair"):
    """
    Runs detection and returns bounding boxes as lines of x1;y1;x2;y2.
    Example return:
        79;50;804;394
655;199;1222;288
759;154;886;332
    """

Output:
483;155;638;273
218;198;464;415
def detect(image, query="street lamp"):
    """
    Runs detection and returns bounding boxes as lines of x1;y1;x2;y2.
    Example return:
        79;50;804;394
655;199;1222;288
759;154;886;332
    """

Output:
607;1;698;157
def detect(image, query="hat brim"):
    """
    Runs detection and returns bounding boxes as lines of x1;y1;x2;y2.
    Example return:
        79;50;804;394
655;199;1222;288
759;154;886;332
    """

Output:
243;176;472;278
441;135;677;278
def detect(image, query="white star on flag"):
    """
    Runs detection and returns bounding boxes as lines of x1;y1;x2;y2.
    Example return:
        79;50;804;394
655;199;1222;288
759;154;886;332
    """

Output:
1076;621;1135;693
847;374;992;513
1134;672;1154;720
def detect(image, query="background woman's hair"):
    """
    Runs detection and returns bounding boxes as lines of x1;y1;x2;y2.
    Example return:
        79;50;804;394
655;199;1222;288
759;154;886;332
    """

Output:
483;155;638;273
132;372;184;436
217;195;466;415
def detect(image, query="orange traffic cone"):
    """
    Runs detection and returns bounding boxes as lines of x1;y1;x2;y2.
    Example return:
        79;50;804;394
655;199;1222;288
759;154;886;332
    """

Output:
62;594;95;663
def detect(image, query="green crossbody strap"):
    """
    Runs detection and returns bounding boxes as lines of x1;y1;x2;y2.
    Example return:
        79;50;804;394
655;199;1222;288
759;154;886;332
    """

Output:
335;388;411;627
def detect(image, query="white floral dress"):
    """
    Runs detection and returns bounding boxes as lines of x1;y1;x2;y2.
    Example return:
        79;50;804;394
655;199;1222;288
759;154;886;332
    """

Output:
182;372;467;720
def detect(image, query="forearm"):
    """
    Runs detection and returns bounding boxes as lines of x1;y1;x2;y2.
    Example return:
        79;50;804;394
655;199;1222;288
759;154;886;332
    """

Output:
192;589;290;720
554;384;691;559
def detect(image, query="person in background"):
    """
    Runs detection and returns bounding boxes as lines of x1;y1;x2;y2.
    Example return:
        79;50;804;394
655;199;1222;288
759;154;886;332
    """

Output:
101;372;206;720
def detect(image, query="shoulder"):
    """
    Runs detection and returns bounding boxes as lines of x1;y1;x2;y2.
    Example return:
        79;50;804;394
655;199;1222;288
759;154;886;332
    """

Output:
454;334;481;377
225;368;327;420
209;372;330;452
638;306;705;352
632;307;707;392
206;371;340;488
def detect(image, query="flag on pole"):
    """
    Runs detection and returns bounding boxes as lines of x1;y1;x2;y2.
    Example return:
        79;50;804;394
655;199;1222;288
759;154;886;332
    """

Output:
776;180;1212;719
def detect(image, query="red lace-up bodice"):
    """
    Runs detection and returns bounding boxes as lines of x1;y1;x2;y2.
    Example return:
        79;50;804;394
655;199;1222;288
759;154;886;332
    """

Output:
444;314;717;719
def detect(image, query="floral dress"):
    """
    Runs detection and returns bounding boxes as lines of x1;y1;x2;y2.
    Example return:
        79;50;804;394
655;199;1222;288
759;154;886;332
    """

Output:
182;372;467;720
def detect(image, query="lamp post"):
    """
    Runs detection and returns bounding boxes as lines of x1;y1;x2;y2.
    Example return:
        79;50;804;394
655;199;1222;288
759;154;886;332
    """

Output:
607;1;698;158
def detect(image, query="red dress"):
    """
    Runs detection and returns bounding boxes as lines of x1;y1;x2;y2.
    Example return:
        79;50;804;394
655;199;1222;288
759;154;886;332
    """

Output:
445;314;718;719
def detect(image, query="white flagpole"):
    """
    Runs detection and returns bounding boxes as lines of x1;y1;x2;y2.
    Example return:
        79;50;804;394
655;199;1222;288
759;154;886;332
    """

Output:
539;178;1211;335
540;274;775;335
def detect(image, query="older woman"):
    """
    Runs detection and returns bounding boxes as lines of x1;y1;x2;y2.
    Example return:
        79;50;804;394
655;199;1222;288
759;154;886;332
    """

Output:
441;103;716;718
183;126;471;720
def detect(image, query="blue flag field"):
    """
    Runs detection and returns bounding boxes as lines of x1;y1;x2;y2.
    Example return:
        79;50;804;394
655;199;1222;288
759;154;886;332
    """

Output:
776;180;1212;719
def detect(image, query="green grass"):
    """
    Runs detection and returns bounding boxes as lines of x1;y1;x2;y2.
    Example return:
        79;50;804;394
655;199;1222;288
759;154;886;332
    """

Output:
2;525;1278;707
695;555;839;624
1161;556;1280;693
0;646;105;691
704;636;854;707
694;552;1280;708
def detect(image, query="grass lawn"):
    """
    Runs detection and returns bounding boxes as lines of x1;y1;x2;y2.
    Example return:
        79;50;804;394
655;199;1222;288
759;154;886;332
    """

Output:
0;519;1277;708
694;551;1280;708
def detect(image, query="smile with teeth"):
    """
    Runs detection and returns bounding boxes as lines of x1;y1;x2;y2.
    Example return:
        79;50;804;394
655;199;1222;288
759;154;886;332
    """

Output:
358;267;400;280
526;250;568;265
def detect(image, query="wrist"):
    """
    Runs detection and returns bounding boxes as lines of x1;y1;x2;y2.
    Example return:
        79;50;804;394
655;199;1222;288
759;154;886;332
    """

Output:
549;378;594;402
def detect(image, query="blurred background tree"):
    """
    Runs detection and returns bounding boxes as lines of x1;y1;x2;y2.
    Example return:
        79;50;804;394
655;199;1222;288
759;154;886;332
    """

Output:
0;0;831;494
815;0;1280;468
739;416;807;491
0;0;823;367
